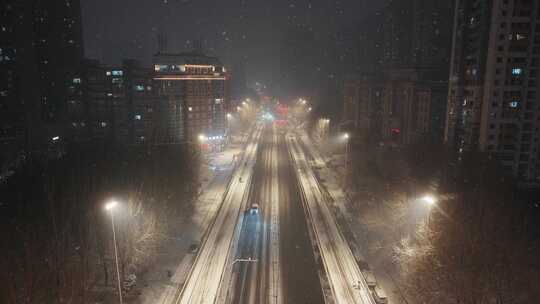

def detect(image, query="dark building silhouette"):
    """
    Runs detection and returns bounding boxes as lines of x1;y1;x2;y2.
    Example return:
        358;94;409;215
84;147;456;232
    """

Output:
1;0;83;164
446;0;540;183
67;60;166;145
344;0;454;145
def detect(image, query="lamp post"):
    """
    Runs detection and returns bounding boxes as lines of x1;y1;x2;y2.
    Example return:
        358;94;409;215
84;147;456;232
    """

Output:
323;119;330;139
343;133;350;166
420;195;437;225
105;200;123;304
198;134;207;152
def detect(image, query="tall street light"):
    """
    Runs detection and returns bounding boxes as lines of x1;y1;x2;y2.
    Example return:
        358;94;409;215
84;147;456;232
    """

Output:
421;195;437;206
343;133;350;166
105;200;123;304
420;194;437;225
198;134;207;152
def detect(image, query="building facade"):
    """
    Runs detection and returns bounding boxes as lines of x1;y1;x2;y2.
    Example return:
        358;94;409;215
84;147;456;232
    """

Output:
153;51;228;142
445;0;540;182
66;59;168;145
344;71;433;145
1;0;83;164
344;0;453;146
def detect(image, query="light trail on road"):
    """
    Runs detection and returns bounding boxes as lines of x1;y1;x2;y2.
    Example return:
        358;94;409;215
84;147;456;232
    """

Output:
173;123;375;304
174;124;263;304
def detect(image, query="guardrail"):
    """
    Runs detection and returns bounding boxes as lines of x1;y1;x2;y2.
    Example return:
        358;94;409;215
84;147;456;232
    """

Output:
173;125;262;304
286;135;376;304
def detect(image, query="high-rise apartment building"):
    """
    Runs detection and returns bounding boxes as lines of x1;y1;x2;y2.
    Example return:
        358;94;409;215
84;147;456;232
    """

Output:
344;71;433;145
446;0;540;182
344;0;453;145
378;0;454;76
1;0;83;163
153;51;228;142
66;59;168;145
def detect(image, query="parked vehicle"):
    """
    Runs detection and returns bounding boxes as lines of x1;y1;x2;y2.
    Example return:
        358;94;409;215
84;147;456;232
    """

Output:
372;285;388;304
363;270;377;288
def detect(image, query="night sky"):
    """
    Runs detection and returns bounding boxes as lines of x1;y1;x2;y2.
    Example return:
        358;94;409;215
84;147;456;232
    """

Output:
82;0;384;90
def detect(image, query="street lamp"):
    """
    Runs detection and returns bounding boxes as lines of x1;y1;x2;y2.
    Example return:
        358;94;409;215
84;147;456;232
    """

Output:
105;200;123;304
323;119;330;139
226;113;232;119
419;194;437;226
421;195;437;206
343;133;350;167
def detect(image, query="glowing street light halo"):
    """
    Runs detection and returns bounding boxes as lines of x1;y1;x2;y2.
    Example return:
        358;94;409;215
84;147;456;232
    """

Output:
421;195;437;206
105;200;118;211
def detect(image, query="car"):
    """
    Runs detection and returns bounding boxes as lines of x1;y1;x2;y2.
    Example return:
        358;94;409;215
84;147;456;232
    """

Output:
188;243;199;254
363;270;377;288
372;285;388;304
246;203;260;215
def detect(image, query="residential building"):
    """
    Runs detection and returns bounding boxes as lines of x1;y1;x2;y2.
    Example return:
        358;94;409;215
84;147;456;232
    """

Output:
0;0;83;164
66;59;169;145
344;0;453;145
153;51;228;142
344;71;433;145
445;0;540;182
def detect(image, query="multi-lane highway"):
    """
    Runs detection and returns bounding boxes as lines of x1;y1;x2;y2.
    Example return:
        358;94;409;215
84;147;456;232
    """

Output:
229;124;325;304
174;124;262;304
287;134;375;304
173;122;375;304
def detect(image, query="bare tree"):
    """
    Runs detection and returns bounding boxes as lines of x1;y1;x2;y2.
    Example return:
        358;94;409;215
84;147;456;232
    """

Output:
396;154;540;304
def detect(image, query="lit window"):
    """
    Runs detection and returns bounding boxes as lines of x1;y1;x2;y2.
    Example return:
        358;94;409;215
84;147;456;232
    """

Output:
134;114;142;120
512;68;523;75
509;101;519;108
106;71;111;76
135;85;145;91
100;122;107;127
111;70;123;76
73;78;81;84
154;65;168;72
